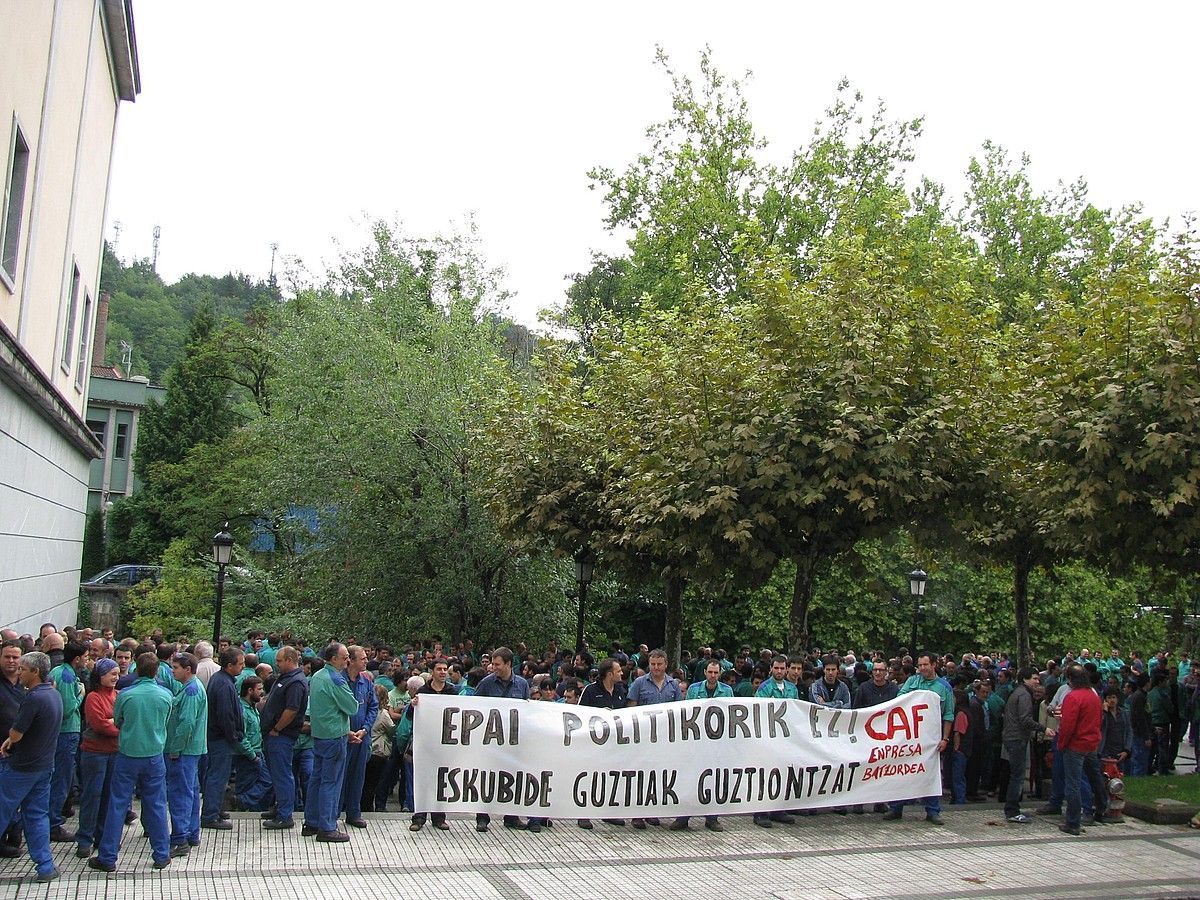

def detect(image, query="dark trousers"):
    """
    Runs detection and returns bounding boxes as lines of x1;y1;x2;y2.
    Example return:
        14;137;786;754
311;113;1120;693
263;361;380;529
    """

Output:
1063;749;1108;828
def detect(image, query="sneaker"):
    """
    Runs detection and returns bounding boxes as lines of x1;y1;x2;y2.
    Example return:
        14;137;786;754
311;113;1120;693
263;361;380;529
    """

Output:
1059;823;1081;836
301;824;320;837
577;819;593;830
1035;805;1060;816
316;830;349;842
87;857;116;873
202;820;232;831
925;813;944;825
1006;814;1033;824
882;810;903;821
35;867;60;883
262;818;294;830
153;858;171;869
169;844;191;857
49;826;75;843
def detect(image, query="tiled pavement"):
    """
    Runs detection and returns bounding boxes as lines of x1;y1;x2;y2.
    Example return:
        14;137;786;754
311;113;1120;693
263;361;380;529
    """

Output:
1;795;1198;900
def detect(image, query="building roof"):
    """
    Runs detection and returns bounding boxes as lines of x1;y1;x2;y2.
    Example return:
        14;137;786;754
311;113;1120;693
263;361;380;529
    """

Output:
101;0;141;102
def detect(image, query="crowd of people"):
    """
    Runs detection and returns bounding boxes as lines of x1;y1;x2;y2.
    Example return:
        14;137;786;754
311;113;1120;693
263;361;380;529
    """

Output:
0;619;1198;882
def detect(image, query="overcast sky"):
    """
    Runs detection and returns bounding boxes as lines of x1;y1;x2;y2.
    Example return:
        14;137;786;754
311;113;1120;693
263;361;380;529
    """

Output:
106;1;1199;326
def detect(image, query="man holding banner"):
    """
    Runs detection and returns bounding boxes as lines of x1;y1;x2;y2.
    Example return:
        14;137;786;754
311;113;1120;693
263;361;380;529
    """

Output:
472;647;542;834
671;660;732;832
626;650;682;830
883;653;953;824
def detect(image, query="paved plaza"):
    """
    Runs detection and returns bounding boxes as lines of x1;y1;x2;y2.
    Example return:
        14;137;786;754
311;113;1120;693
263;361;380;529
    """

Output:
0;798;1197;900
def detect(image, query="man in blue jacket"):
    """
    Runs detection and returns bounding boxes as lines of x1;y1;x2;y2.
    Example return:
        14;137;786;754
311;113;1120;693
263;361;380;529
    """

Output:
340;646;378;829
473;647;536;833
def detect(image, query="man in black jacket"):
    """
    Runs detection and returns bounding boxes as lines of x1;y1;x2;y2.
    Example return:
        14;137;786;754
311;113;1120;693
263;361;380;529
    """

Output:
200;648;245;830
260;647;308;830
1002;667;1055;824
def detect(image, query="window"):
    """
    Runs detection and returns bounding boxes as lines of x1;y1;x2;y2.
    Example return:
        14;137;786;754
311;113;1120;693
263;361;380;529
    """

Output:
61;264;80;372
1;119;29;288
87;417;107;447
114;422;128;459
75;291;92;389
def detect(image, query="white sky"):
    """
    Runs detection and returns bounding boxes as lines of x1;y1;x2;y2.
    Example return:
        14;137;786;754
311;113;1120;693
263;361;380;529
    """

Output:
107;1;1200;326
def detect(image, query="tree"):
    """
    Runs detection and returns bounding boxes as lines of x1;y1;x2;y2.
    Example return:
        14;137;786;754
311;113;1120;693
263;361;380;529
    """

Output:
248;222;570;644
80;509;106;580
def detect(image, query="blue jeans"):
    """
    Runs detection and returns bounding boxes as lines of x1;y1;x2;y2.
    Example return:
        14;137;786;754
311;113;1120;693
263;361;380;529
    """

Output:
304;737;347;832
402;757;414;812
1062;749;1108;828
293;746;313;808
265;734;297;821
341;737;369;819
0;762;54;877
98;754;170;866
201;738;236;824
49;731;81;829
167;754;201;846
1048;744;1094;812
234;753;274;811
951;750;968;803
1130;739;1151;776
76;750;115;850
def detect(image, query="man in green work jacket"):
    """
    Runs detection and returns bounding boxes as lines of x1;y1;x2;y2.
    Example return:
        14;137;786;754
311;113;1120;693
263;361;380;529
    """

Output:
883;652;953;825
48;643;86;842
165;651;207;857
302;643;359;842
89;652;173;872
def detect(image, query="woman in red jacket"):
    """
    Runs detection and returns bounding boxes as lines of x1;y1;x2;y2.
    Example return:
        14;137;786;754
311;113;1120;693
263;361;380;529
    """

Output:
76;658;120;858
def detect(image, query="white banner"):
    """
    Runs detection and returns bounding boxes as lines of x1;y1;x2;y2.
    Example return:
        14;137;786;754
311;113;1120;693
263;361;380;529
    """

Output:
413;692;943;817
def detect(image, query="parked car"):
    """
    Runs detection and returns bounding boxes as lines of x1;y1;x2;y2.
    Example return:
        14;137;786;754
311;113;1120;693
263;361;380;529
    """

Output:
81;565;163;588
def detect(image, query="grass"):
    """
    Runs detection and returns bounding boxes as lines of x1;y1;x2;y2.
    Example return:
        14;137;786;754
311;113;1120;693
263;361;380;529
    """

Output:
1122;773;1200;807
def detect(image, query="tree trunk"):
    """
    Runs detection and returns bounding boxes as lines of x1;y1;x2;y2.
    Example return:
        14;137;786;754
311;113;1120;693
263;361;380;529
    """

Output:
664;576;685;670
1013;559;1031;666
789;552;816;654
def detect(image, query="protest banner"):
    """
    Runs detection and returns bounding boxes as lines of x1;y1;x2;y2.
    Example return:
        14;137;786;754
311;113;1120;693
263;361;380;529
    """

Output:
413;691;943;817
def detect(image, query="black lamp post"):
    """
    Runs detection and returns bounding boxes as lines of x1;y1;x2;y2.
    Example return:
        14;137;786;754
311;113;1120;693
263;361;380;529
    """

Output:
909;568;927;653
574;548;595;654
212;523;234;647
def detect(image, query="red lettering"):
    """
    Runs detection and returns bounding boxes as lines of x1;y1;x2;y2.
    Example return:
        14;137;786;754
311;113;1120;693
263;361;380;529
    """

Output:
866;704;929;742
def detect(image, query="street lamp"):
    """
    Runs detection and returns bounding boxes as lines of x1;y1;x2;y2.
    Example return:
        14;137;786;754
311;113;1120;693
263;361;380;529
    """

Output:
212;523;234;647
574;547;595;654
909;569;927;653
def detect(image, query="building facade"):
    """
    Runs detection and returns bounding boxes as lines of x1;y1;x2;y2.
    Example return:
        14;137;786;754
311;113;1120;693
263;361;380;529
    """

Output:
0;1;140;633
86;370;165;514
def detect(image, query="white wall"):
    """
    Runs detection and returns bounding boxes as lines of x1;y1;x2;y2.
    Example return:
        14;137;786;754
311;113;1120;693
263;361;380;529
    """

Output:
0;379;90;633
